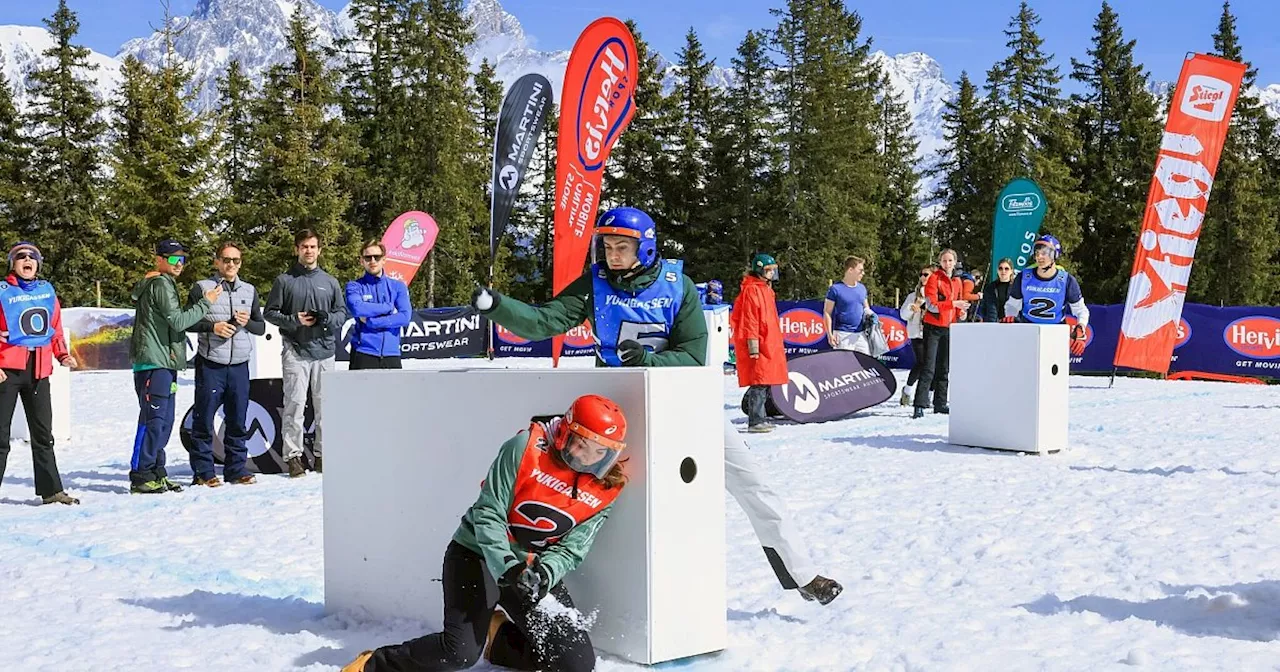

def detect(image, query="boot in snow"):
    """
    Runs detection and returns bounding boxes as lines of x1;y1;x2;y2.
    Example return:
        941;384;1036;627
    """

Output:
131;480;166;494
288;457;306;478
161;477;184;492
912;407;926;419
797;575;843;605
42;491;80;505
900;386;913;406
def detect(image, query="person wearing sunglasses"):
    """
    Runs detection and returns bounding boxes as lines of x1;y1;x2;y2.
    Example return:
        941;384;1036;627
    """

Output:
978;258;1016;323
184;241;266;487
898;264;935;407
129;239;222;494
344;240;410;370
0;242;80;505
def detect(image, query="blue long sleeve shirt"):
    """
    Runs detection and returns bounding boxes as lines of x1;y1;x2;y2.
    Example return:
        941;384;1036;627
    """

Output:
344;272;412;358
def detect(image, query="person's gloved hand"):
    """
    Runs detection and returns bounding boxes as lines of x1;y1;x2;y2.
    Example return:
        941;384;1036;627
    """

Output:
999;316;1016;323
498;562;550;610
1070;324;1088;357
618;339;647;366
471;285;500;313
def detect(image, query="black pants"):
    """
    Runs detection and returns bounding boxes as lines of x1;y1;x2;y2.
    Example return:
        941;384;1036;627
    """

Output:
906;338;926;388
913;323;950;410
349;351;403;370
0;355;64;497
743;385;770;427
367;541;595;672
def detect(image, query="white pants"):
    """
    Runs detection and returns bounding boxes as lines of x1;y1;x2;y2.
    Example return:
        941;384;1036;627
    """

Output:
832;329;870;355
281;347;334;460
723;417;817;589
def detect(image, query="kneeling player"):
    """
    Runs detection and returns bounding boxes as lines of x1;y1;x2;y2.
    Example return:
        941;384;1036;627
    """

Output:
344;394;629;672
1002;234;1091;357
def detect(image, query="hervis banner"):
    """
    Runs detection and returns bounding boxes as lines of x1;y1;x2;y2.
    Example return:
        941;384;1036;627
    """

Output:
550;18;638;366
1114;53;1246;374
768;350;897;424
990;177;1046;273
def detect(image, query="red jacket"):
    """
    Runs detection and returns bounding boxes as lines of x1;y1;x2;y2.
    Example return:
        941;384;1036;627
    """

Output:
921;269;964;328
731;274;788;387
0;274;71;379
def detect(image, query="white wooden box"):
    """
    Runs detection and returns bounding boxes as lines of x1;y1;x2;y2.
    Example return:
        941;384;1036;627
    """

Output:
322;366;726;665
703;305;731;368
949;323;1068;454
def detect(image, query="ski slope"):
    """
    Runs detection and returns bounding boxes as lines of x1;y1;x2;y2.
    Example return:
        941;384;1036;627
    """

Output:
2;360;1280;671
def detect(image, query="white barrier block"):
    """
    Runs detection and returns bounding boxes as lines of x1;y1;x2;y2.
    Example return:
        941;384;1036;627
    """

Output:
949;323;1068;454
703;305;730;368
14;359;71;443
249;322;284;380
322;367;726;665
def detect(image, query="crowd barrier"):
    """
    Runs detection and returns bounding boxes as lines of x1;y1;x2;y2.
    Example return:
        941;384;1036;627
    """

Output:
64;300;1280;380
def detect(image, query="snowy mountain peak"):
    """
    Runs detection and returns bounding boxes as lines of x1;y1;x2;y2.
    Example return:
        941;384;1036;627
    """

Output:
0;24;122;112
463;0;527;48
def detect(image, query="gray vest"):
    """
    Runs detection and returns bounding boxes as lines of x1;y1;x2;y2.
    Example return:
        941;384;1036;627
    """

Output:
194;277;259;365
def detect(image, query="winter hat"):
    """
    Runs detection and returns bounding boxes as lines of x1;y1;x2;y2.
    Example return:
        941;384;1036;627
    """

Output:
8;242;42;267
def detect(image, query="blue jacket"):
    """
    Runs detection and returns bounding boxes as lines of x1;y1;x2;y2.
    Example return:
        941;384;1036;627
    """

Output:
345;272;412;358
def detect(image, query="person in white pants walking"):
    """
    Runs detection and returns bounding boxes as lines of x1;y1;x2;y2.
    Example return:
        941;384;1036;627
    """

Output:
471;206;842;604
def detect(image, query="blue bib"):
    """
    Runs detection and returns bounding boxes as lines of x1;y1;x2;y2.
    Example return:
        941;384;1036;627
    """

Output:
592;260;684;366
1018;268;1070;324
0;280;58;347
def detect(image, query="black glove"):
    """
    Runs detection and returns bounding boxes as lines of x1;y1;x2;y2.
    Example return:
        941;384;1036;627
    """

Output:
617;339;646;366
498;562;550;610
471;285;500;313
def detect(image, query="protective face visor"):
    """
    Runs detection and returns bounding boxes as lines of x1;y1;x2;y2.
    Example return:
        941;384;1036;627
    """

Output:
560;424;626;480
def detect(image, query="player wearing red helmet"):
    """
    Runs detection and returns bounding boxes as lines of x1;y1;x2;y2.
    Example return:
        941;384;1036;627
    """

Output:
345;394;629;672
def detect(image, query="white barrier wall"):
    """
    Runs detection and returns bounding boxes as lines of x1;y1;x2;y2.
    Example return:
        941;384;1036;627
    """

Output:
949;323;1068;454
13;359;71;443
703;306;731;369
322;367;726;665
249;322;284;380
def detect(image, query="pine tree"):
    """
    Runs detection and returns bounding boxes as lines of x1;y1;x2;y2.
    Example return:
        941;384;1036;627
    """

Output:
665;28;716;272
876;77;929;299
0;66;27;244
703;29;778;296
1067;1;1161;303
1193;1;1278;305
767;0;883;299
930;72;989;266
212;60;257;246
22;0;115;306
246;8;358;291
981;1;1083;271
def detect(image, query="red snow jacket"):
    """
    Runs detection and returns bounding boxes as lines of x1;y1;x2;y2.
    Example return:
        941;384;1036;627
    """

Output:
731;274;788;387
0;274;71;379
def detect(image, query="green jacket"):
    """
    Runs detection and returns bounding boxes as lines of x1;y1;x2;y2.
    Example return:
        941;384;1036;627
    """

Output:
130;271;211;371
483;262;708;367
453;430;614;587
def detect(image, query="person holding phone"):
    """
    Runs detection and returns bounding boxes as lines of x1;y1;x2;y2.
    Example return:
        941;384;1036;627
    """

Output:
185;241;265;487
264;229;347;478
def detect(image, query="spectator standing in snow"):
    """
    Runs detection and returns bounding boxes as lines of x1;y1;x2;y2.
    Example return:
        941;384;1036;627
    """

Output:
898;265;933;406
979;258;1015;323
0;242;81;505
129;239;221;494
823;255;876;354
912;249;968;419
184;241;265;487
264;229;346;478
733;253;788;433
344;240;411;370
953;261;981;323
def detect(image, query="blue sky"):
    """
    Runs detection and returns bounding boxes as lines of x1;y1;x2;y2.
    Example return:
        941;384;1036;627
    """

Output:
4;0;1279;87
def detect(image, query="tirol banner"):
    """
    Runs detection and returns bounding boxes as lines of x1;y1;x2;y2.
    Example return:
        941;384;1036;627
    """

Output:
178;379;316;474
551;18;638;366
990;177;1046;273
381;210;439;286
768;350;897;424
1114;53;1247;374
490;73;552;262
336;306;487;361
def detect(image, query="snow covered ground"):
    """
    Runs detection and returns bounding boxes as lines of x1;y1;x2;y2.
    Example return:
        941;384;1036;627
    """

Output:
3;360;1280;671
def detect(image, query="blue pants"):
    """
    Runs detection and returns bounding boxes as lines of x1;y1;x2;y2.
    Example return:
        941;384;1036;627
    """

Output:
189;357;251;481
130;368;176;486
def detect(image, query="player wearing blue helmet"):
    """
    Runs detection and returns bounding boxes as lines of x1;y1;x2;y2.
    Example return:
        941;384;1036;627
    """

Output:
1003;233;1091;357
472;205;843;606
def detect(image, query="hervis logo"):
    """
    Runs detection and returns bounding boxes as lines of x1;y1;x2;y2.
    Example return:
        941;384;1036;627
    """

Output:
1181;75;1232;122
1001;192;1042;214
565;320;596;348
779;308;826;346
1175;317;1192;350
577;39;632;170
1223;316;1280;359
879;315;909;351
496;324;530;346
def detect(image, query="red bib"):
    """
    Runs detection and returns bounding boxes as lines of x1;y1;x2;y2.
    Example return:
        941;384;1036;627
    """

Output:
506;421;622;550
